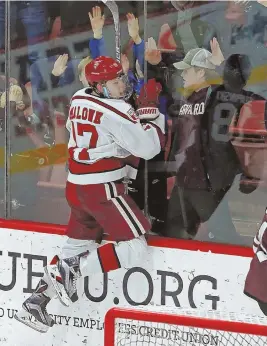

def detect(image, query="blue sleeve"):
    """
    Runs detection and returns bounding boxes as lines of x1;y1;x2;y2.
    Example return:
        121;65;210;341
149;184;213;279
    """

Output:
30;58;55;115
133;39;145;73
127;70;144;96
159;95;168;119
89;37;107;59
30;60;43;91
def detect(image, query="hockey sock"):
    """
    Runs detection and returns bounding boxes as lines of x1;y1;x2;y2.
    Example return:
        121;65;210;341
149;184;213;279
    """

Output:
80;235;147;277
61;239;99;259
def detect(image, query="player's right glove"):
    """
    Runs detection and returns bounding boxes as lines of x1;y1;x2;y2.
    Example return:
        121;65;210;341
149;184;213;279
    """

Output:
136;78;162;121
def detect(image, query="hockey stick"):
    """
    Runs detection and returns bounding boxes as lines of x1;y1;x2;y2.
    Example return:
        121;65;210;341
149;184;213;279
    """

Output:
143;0;149;218
101;0;121;62
4;0;11;218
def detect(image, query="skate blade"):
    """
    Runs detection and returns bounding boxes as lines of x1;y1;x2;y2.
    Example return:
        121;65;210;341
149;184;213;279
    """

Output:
44;264;71;307
14;309;49;333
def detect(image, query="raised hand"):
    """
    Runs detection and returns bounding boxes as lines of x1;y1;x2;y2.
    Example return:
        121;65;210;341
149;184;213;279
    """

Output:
135;60;144;79
209;37;225;66
89;6;105;39
121;54;130;74
52;54;68;77
126;13;141;44
145;37;162;65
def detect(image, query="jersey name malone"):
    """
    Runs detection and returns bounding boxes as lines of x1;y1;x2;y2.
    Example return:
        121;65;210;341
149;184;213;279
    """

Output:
69;106;104;124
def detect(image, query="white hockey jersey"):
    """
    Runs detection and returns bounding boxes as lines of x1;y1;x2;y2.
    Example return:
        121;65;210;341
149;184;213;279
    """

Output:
66;88;165;185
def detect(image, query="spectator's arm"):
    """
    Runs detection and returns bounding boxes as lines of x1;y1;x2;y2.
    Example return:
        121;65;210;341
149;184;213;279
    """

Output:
88;6;107;58
126;13;141;44
51;54;68;88
209;38;225;69
20;84;31;110
126;13;144;71
176;9;198;53
30;60;45;91
215;60;226;79
50;73;60;88
133;39;145;73
89;37;107;59
202;25;217;50
89;6;105;39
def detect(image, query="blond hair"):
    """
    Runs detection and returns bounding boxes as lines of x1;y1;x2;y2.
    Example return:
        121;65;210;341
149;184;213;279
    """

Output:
78;56;92;78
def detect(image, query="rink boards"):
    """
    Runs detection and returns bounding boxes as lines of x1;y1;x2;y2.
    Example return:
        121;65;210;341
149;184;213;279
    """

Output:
0;224;261;346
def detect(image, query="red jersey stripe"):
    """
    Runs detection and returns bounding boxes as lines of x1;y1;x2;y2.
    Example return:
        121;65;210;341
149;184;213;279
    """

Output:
68;147;76;158
71;95;137;123
78;148;90;161
68;157;124;174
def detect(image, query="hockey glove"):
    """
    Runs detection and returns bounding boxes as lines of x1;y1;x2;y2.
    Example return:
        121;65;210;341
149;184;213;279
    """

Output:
136;78;162;120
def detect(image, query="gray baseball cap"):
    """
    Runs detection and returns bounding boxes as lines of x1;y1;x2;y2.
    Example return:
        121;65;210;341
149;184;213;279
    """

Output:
173;48;216;70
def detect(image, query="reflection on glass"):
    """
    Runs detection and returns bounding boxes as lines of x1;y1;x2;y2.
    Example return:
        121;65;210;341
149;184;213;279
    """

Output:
2;0;267;247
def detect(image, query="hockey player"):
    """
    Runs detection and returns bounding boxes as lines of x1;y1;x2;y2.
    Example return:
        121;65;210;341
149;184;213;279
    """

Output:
15;56;165;332
244;208;267;315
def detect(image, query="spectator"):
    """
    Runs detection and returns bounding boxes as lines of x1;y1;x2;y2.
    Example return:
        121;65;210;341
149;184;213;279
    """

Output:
166;40;266;244
202;0;267;97
164;46;234;243
28;6;108;124
0;77;47;219
0;1;49;85
89;6;107;59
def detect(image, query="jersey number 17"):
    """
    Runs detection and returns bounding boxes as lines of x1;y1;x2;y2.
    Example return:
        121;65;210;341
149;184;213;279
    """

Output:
71;122;99;148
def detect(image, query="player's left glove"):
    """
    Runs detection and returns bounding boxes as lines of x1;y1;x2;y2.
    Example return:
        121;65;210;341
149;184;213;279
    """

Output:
136;78;162;120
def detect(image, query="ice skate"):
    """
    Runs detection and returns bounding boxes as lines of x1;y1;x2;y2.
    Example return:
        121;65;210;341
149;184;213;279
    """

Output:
14;282;55;333
45;253;86;307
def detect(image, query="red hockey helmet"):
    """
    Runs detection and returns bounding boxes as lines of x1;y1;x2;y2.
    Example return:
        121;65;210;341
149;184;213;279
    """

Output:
85;56;123;84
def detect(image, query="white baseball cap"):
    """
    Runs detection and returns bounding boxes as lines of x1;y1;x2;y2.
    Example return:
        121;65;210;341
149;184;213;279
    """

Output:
173;48;216;70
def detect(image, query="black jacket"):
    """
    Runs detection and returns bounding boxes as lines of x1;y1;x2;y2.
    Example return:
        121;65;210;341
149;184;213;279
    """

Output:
168;84;265;191
201;85;265;190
